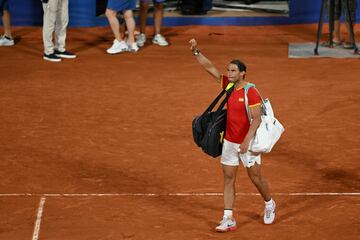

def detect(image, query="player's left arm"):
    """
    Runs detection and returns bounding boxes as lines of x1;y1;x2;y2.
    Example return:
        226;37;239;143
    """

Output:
239;104;262;153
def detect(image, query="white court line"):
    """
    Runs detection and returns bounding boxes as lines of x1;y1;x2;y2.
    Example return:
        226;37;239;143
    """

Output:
0;192;359;197
32;196;46;240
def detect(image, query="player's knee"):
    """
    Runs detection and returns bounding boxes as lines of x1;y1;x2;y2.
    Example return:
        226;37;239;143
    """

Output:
224;173;236;184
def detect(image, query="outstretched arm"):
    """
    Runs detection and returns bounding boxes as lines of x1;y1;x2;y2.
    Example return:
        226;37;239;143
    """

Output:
189;39;221;82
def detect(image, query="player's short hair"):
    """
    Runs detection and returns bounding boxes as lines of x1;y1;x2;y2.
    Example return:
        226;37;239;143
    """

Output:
230;59;247;72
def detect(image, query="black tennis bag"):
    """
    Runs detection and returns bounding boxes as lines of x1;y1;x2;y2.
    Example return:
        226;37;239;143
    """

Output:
192;84;234;157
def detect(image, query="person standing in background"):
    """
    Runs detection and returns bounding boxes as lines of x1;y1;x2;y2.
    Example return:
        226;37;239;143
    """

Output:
323;0;357;49
0;0;14;46
41;0;76;62
136;0;168;47
106;0;138;54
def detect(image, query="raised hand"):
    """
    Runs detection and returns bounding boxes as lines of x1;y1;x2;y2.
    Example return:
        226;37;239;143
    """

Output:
189;38;198;51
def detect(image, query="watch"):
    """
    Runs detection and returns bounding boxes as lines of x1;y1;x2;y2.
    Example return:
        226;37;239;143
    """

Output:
193;49;200;56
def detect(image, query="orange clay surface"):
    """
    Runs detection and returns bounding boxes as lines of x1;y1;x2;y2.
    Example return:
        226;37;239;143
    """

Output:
0;24;359;240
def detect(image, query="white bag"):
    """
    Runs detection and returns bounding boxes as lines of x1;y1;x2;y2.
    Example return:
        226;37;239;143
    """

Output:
244;85;285;153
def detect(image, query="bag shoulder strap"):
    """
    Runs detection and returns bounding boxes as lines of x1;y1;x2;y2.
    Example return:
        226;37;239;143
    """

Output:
244;83;266;122
203;82;234;115
244;83;255;92
215;82;235;115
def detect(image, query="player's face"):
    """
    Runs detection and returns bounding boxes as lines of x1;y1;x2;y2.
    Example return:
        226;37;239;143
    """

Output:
227;64;244;82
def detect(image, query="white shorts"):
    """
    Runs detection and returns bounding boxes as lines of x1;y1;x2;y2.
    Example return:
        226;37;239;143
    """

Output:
220;139;261;168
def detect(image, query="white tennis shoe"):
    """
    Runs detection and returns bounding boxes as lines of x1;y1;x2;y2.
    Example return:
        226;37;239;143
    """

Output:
152;34;168;46
215;216;237;232
0;35;14;46
107;39;128;54
128;42;139;52
136;33;146;47
264;199;276;224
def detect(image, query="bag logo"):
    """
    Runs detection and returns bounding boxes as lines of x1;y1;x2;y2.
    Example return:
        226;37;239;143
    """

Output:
220;131;224;143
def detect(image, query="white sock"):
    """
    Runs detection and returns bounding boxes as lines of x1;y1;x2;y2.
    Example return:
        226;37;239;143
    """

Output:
265;198;273;206
224;209;233;219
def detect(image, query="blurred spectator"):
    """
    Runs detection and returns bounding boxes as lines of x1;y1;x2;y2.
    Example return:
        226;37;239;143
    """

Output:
0;0;14;46
136;0;168;47
42;0;76;62
106;0;138;54
323;0;357;49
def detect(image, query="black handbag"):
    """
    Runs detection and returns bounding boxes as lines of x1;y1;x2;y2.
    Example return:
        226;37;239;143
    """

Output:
192;83;234;157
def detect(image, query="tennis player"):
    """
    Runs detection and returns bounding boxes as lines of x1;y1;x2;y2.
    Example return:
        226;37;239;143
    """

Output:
189;38;276;232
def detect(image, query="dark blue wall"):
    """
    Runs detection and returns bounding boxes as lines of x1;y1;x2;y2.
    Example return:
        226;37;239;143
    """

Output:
7;0;98;26
3;0;360;27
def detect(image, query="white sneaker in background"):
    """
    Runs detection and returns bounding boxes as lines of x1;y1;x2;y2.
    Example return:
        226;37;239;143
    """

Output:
215;216;237;232
136;33;146;47
152;34;168;46
106;39;128;54
264;199;276;224
128;42;139;52
0;35;14;46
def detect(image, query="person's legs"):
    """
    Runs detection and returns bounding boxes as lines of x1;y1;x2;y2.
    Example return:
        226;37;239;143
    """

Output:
0;10;14;46
342;0;357;47
123;9;138;52
106;8;123;42
2;10;12;38
54;0;68;52
246;163;276;224
246;163;270;201
106;0;138;54
153;2;163;35
216;139;239;232
343;22;354;44
123;9;135;44
152;1;168;46
53;0;75;58
333;20;341;43
333;0;342;43
322;0;342;46
222;165;238;210
135;1;149;47
43;0;57;54
139;1;149;34
42;0;62;61
215;164;238;232
0;0;14;46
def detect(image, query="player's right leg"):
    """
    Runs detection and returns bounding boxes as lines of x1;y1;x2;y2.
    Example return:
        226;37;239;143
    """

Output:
216;164;238;232
216;139;240;232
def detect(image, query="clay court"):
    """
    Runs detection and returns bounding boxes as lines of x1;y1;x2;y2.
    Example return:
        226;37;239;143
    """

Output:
0;24;360;239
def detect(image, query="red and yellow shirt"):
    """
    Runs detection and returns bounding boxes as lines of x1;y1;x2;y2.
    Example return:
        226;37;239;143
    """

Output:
221;75;261;144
